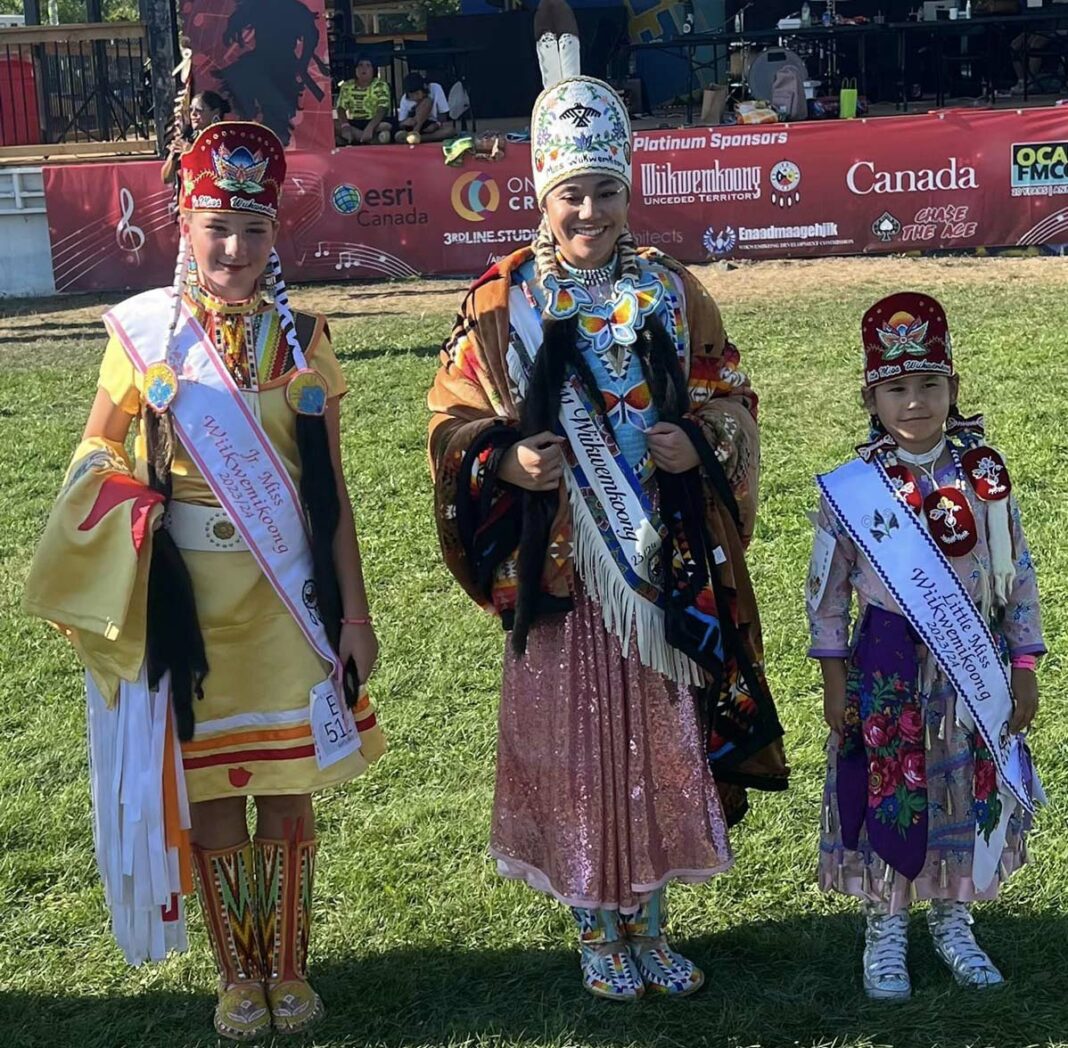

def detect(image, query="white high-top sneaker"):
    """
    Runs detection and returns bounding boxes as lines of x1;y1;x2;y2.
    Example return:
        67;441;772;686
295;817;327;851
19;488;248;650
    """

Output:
927;901;1005;988
863;910;911;1001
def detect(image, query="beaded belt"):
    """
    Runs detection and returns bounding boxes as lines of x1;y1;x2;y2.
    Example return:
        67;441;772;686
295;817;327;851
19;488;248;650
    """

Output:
162;501;248;552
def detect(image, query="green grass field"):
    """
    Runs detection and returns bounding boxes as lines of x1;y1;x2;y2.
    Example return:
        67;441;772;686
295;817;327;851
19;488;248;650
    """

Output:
1;261;1066;1048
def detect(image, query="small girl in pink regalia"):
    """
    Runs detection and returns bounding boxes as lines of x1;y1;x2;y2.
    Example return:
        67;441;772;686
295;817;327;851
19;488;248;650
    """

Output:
806;292;1044;1001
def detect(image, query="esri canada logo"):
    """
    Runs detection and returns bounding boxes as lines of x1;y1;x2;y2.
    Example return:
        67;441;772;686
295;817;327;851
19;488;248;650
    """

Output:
451;172;501;222
331;184;362;214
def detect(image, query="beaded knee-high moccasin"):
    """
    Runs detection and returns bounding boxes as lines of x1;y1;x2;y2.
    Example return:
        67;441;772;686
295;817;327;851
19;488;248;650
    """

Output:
571;907;644;1001
192;841;271;1042
256;829;325;1034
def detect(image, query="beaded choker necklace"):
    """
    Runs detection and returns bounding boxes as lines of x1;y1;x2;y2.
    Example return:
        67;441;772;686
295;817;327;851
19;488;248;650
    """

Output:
559;254;618;288
181;286;264;389
188;285;263;316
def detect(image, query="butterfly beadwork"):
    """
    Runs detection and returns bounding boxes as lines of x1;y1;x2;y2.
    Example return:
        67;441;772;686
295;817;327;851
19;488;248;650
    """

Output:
548;271;665;351
543;273;593;321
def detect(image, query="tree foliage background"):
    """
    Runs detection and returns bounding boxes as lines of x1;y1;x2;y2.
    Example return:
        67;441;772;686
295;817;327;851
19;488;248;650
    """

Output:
0;1;140;19
0;0;459;19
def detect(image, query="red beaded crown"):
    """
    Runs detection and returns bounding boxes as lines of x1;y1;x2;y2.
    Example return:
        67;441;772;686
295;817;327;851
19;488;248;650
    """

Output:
862;292;953;389
180;121;286;221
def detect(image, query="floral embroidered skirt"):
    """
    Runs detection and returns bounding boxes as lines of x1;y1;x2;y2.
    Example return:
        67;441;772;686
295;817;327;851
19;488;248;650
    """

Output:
490;590;733;912
819;664;1030;915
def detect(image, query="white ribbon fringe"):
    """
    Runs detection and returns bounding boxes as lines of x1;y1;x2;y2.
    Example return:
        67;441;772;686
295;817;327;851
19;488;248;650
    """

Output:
564;469;704;687
87;669;189;964
986;496;1015;609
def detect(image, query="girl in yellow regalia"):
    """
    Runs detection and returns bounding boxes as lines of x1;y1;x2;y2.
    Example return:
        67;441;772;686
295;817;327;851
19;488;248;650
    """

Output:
25;121;384;1041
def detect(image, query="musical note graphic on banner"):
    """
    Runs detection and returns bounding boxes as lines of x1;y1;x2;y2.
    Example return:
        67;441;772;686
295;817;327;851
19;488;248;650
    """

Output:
334;250;357;270
115;187;146;264
313;241;330;258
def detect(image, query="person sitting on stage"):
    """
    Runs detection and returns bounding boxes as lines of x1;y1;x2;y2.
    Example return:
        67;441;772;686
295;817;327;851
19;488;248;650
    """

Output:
1009;30;1068;95
394;72;454;144
808;293;1044;1001
337;55;394;144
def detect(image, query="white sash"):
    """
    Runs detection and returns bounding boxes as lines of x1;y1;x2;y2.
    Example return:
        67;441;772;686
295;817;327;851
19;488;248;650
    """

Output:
507;285;702;685
819;456;1040;889
104;288;339;678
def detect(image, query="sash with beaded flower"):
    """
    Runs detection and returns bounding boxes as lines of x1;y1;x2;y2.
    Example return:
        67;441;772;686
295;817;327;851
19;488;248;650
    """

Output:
103;288;341;679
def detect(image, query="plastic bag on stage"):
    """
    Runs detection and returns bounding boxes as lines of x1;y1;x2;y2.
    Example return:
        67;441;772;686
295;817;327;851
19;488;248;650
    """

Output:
735;100;779;125
448;81;470;122
839;78;858;120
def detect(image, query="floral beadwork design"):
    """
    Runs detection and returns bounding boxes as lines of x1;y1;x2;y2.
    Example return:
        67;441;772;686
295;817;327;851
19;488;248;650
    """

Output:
532;78;630;199
971;734;1003;843
844;667;927;837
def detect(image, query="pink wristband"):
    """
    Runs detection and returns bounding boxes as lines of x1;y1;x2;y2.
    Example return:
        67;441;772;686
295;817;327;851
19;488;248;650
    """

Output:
1011;654;1037;672
341;616;373;626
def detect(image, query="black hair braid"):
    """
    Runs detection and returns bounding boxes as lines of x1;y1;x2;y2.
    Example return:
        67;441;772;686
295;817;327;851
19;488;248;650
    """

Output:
635;314;689;423
142;414;207;742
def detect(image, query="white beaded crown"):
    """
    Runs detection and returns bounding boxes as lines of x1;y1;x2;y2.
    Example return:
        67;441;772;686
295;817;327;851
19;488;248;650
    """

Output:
531;76;632;205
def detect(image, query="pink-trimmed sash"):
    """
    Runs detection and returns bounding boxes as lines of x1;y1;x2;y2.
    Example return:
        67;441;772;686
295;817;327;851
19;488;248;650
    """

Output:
104;288;339;677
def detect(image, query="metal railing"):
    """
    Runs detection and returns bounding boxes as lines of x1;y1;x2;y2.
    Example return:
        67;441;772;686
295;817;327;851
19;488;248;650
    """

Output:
0;166;45;212
0;21;151;151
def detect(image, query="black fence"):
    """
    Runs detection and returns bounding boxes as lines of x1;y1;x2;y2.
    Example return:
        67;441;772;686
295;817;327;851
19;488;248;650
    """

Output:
0;21;151;149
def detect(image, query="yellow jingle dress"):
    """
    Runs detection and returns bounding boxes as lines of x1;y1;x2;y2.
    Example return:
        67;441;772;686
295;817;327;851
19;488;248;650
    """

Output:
96;295;385;802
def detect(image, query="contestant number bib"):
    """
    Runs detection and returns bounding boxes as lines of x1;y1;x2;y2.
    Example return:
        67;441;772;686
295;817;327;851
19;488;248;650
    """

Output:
310;679;360;770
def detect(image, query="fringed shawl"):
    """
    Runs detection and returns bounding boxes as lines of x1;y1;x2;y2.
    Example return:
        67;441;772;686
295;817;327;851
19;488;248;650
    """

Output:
428;246;788;796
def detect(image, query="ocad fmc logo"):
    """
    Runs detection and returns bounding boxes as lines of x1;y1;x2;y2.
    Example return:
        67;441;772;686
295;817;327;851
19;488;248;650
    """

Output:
1011;141;1068;197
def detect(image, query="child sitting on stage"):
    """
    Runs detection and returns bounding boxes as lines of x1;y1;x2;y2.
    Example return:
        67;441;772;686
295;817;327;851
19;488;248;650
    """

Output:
806;293;1045;1001
394;72;453;144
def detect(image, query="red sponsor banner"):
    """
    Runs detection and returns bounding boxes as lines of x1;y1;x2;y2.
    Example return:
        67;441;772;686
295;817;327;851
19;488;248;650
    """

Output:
45;107;1068;294
179;0;333;153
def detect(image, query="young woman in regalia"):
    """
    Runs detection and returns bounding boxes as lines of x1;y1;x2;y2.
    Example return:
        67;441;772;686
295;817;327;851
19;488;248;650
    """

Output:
24;121;384;1041
808;293;1044;999
428;8;788;1001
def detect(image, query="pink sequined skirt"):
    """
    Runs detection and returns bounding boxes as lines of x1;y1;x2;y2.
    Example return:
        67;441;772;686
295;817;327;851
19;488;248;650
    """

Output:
490;592;733;911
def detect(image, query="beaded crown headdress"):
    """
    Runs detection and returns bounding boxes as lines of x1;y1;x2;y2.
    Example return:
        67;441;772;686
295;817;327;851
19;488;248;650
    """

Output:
862;292;953;390
531;77;632;206
180;120;285;220
530;0;631;205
